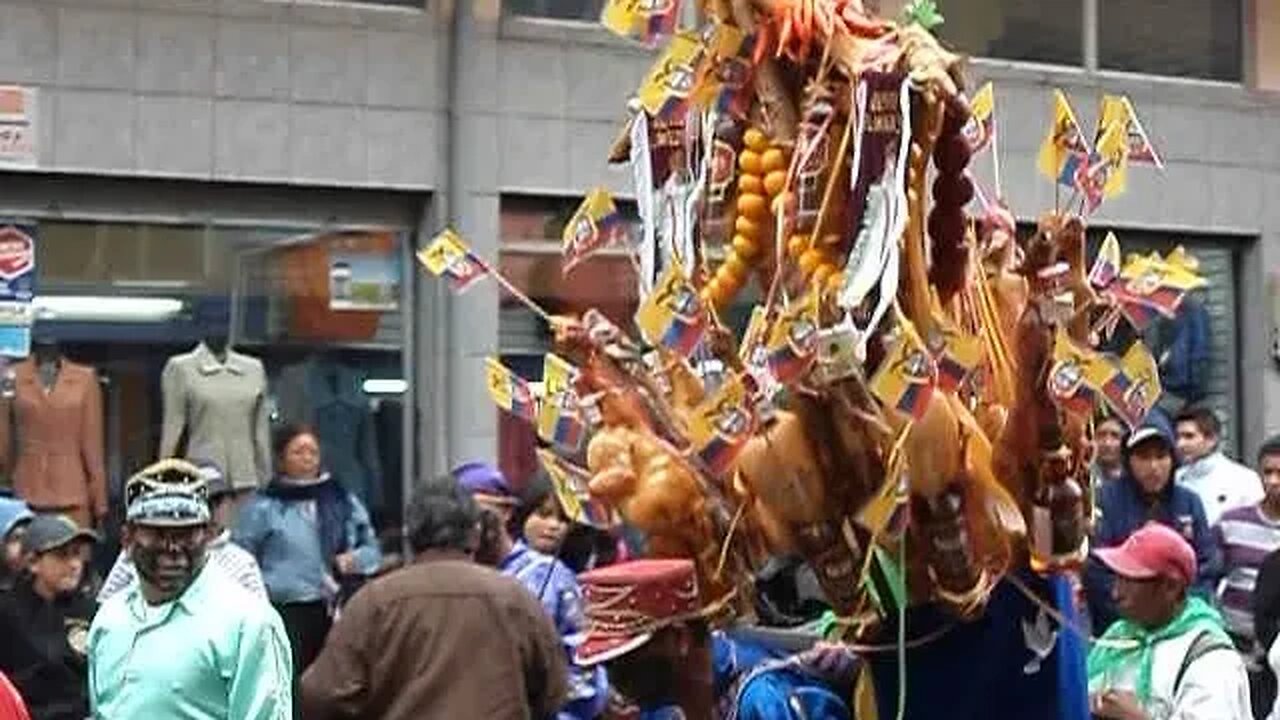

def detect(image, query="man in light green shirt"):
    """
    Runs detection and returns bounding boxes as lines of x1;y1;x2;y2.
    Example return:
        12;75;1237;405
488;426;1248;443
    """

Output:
88;459;293;719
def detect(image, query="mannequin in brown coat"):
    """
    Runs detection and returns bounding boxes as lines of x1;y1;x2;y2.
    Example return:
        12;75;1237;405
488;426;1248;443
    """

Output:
0;342;106;528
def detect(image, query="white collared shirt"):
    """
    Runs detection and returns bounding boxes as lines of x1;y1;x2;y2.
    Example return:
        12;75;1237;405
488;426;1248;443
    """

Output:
1177;451;1264;527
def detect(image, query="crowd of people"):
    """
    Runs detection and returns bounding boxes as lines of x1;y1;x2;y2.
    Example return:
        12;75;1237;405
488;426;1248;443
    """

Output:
0;403;1279;718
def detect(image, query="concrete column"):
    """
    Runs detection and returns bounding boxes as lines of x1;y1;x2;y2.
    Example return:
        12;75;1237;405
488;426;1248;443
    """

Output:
438;0;502;470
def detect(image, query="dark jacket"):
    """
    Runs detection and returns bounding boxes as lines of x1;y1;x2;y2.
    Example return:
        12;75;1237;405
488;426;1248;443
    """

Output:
1085;413;1219;632
0;577;95;720
300;551;569;720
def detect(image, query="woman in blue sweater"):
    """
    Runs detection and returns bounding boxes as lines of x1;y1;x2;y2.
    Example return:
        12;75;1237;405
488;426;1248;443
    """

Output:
234;423;381;683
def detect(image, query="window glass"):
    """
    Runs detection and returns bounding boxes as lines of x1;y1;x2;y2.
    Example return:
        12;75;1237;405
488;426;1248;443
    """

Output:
505;0;602;21
22;220;409;533
1099;0;1242;81
939;0;1083;66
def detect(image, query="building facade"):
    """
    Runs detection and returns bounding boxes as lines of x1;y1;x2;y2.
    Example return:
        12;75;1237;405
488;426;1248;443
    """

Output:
0;0;1276;522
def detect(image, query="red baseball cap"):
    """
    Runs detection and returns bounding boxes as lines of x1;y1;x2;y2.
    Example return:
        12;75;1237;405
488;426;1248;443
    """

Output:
1094;522;1196;585
575;559;701;666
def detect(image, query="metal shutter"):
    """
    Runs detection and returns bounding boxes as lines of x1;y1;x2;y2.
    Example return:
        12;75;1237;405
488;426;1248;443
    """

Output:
1091;230;1242;456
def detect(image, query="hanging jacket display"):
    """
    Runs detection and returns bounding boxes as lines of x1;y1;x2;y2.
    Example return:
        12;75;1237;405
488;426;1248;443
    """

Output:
0;359;107;527
159;343;271;490
274;357;383;514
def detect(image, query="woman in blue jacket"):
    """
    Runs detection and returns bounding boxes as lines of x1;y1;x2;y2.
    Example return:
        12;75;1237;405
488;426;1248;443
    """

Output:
234;423;381;683
1086;410;1219;633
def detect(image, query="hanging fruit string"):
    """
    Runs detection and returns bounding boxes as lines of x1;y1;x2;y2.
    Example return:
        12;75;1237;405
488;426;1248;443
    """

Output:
808;102;857;291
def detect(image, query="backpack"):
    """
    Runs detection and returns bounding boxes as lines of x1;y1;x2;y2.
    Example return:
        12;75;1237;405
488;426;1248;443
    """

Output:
1172;629;1236;696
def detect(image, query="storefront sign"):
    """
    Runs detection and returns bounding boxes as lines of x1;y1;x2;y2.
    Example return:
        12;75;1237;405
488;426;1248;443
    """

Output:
0;222;37;358
329;244;401;311
0;86;36;167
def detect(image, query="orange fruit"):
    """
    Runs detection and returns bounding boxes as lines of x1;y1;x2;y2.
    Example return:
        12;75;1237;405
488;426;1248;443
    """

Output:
812;263;834;287
732;234;760;260
826;270;845;292
763;170;788;197
798;248;827;276
743;128;769;152
737;193;768;220
787;234;809;257
762;148;787;173
739;150;763;175
738;174;764;196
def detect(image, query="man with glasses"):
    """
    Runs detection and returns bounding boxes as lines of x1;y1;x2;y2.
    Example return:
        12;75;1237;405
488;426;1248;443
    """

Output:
87;459;293;719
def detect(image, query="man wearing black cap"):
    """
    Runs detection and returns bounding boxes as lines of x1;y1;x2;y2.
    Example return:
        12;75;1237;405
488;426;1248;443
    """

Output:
88;459;292;719
97;459;265;604
0;513;97;720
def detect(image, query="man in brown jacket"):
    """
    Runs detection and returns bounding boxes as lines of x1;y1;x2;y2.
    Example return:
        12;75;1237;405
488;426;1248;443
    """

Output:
300;476;569;719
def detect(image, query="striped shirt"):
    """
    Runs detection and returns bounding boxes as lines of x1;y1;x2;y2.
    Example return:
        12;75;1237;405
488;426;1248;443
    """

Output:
1215;505;1280;641
97;529;268;604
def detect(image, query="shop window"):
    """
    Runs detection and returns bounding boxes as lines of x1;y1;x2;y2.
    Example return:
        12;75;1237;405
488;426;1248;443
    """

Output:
1099;0;1242;81
505;0;603;22
939;0;1083;67
13;220;411;536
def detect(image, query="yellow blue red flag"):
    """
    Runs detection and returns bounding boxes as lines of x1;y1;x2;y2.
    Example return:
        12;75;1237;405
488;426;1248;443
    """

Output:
687;373;755;477
563;188;628;274
693;23;755;118
763;292;820;386
635;264;706;356
1099;342;1161;429
1038;89;1089;186
485;356;538;423
870;326;937;420
600;0;681;47
962;82;995;154
924;315;984;393
537;449;620;530
637;31;705;119
418;228;489;293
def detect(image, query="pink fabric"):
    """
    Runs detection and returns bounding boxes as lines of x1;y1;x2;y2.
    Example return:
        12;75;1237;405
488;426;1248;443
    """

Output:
0;673;30;720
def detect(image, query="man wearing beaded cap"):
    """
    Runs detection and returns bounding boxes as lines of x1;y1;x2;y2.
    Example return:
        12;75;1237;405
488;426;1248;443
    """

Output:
87;459;292;719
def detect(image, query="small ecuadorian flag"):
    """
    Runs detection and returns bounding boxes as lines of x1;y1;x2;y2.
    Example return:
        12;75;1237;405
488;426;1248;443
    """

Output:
600;0;680;48
537;449;620;530
484;357;538;424
1037;89;1089;187
636;32;705;120
870;327;937;421
1100;342;1161;429
635;264;706;357
537;391;587;453
763;293;820;387
562;188;627;275
418;228;489;294
688;373;755;477
962;82;995;154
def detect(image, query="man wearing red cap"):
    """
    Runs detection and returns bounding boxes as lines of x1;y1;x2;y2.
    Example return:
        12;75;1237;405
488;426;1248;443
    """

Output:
575;559;855;719
1087;522;1251;719
575;559;712;719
